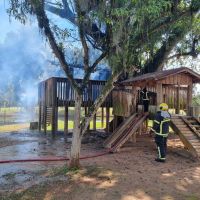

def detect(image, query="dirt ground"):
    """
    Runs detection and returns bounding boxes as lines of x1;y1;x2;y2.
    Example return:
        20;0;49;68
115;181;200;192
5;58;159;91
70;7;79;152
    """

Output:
0;131;200;200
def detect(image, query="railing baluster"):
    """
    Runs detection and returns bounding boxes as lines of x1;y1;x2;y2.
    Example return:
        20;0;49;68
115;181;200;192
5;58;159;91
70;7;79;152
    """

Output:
39;78;112;108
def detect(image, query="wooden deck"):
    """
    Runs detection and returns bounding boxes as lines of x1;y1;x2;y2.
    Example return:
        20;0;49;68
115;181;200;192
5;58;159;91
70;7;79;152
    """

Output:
38;77;112;107
38;77;113;133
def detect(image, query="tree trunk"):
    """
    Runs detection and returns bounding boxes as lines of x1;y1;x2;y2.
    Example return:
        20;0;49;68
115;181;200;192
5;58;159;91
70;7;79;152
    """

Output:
69;91;82;168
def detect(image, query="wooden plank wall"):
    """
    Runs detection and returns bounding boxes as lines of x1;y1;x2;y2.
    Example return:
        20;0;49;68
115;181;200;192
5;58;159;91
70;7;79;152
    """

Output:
161;73;192;85
162;85;188;112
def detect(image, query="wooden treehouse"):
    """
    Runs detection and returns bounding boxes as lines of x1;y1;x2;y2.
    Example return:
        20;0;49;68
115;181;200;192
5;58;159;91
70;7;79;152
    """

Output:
38;77;113;134
38;67;200;158
104;67;200;158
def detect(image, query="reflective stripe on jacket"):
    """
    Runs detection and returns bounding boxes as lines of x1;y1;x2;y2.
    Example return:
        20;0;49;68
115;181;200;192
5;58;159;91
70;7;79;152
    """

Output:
141;91;149;101
152;111;171;137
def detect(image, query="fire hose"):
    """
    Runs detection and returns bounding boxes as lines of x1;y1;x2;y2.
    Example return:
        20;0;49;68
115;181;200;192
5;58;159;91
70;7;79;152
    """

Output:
0;148;113;164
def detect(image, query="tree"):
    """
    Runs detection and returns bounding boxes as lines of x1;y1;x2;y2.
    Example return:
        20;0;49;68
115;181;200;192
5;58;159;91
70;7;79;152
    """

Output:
7;0;200;167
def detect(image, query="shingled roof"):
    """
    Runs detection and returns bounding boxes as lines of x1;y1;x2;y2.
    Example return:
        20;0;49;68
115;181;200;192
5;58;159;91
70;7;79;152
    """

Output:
121;67;200;85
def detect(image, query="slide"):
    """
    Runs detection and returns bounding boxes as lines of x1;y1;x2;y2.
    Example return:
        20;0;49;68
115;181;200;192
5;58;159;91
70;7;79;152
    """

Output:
104;113;148;152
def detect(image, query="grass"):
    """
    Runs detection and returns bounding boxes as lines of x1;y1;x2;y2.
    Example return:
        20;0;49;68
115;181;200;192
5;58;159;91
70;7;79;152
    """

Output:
49;165;70;176
0;123;29;133
186;196;200;200
0;106;181;133
2;172;16;180
0;107;26;114
46;120;107;131
0;119;173;133
0;120;107;133
0;106;110;133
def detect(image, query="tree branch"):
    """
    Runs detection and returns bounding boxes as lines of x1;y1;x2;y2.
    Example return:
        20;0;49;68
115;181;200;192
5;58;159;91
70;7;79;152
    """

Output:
45;1;75;24
74;0;89;71
80;70;122;135
129;8;199;49
45;1;106;49
34;0;81;93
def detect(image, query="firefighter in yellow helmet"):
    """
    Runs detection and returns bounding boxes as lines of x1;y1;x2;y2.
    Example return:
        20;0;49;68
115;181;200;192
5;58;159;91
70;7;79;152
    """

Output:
151;103;171;162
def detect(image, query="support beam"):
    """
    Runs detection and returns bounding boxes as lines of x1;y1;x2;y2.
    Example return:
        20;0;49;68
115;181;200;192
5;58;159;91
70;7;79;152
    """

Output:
176;85;180;114
113;115;117;132
106;107;110;133
44;106;47;133
52;78;58;134
187;84;193;116
132;86;137;113
38;102;42;132
93;114;96;131
156;83;163;108
43;82;47;133
64;105;68;134
101;107;104;128
52;106;58;134
85;107;90;131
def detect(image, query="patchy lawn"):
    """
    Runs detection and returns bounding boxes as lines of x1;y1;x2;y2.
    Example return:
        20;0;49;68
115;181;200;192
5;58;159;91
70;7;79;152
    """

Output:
0;123;29;133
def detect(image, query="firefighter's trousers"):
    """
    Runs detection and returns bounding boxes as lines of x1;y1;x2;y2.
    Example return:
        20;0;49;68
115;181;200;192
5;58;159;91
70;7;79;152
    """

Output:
155;135;167;160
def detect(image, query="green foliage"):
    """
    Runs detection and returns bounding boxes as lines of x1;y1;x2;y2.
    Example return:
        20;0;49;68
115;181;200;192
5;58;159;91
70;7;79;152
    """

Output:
49;165;69;176
7;0;200;70
51;23;70;41
193;95;200;106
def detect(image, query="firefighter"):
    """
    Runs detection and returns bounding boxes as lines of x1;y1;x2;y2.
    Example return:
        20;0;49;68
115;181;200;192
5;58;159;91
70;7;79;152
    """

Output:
152;103;171;162
141;87;149;112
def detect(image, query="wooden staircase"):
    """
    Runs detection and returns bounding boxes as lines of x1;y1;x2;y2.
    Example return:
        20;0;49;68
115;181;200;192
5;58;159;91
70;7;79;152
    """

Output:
171;116;200;158
46;107;53;126
104;113;148;152
40;106;53;131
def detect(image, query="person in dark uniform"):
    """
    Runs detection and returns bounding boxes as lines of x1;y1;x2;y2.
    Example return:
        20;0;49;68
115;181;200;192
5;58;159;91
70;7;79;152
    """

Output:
151;103;171;162
141;87;149;112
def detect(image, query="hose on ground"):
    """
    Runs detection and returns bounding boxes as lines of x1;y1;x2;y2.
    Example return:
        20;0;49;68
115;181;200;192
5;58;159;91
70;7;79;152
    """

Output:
0;149;112;164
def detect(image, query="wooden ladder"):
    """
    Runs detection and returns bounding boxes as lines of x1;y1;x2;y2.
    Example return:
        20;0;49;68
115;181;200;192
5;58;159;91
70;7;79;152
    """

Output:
171;116;200;158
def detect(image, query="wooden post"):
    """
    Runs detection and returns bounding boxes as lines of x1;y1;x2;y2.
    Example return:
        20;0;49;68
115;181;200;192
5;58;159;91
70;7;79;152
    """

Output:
93;114;96;131
176;85;180;114
156;83;163;108
38;102;42;132
64;105;68;134
44;106;47;133
43;82;47;133
38;83;42;132
187;84;193;116
52;78;58;134
56;106;58;130
101;107;104;128
85;107;90;131
106;107;110;132
132;86;137;113
113;115;117;132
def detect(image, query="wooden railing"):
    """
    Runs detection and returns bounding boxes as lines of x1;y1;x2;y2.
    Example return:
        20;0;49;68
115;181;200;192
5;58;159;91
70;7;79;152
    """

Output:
38;77;112;107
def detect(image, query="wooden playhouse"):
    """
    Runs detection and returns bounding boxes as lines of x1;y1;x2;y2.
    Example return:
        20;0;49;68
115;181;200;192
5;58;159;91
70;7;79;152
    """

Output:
38;67;200;157
104;67;200;158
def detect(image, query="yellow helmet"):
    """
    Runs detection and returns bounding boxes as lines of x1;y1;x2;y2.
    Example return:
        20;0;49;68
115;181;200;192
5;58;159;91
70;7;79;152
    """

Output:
159;103;168;111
